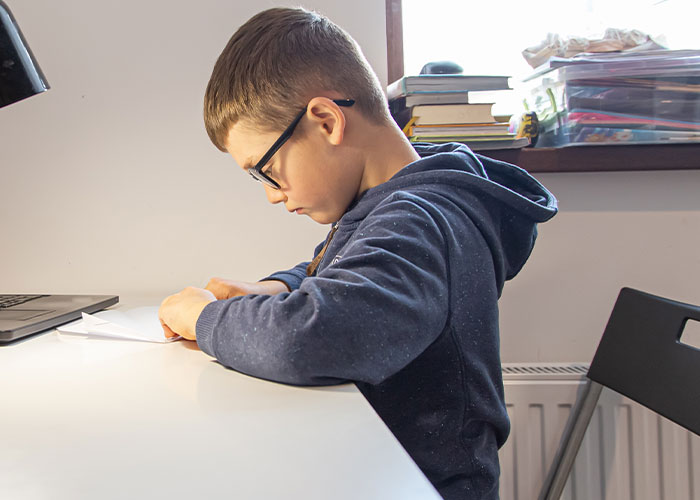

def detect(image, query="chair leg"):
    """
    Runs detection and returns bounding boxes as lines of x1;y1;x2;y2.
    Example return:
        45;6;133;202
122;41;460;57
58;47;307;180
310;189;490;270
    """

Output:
539;379;603;500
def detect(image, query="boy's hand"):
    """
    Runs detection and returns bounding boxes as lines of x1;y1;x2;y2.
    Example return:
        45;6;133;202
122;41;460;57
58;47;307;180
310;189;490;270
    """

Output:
159;287;216;341
205;277;289;300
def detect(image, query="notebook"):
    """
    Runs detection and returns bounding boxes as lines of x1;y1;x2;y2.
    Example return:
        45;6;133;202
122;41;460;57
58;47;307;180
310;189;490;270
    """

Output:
0;294;119;343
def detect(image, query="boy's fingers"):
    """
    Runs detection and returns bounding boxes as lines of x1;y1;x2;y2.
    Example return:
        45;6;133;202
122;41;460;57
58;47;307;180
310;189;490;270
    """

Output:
160;320;178;339
205;283;230;300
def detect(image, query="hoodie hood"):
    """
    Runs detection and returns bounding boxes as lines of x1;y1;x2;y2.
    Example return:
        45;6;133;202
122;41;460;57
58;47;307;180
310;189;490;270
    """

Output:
342;142;558;291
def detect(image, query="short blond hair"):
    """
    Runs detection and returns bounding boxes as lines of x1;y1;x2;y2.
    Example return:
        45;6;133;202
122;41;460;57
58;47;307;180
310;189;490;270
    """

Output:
203;7;390;152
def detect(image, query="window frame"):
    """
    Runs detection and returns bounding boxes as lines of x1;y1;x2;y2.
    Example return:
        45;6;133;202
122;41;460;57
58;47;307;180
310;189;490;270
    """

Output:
385;0;404;84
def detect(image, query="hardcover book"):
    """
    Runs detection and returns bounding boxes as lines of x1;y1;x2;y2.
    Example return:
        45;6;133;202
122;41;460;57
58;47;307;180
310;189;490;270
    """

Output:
409;123;511;137
387;74;511;101
389;92;471;114
411;103;496;126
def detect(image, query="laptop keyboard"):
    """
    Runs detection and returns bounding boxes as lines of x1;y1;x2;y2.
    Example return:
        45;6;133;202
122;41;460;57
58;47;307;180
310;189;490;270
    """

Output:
0;295;47;309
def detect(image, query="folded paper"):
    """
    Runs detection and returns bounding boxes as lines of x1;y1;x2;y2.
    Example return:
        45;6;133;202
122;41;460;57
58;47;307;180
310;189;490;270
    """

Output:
57;306;179;343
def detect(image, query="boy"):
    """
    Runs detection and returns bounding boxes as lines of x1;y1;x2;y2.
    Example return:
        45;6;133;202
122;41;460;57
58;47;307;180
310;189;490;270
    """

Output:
159;7;557;499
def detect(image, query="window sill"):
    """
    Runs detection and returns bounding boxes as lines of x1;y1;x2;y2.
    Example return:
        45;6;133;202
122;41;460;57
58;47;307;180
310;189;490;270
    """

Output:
478;143;700;173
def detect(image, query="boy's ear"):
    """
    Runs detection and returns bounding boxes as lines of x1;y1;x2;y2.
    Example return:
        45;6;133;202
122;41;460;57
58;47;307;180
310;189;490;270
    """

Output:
305;97;347;146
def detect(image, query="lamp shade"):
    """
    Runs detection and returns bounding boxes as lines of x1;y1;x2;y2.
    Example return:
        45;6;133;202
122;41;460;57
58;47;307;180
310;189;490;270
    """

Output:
0;0;49;108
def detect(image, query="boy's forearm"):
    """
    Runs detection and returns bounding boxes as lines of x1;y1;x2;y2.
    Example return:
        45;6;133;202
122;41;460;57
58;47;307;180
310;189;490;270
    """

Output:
257;280;291;294
159;279;289;342
205;277;290;299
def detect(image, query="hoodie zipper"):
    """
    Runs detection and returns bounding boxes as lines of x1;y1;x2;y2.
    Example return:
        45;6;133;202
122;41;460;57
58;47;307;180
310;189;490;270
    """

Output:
306;222;339;276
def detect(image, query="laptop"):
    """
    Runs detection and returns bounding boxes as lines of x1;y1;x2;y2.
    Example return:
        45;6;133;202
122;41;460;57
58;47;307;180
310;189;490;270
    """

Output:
0;294;119;343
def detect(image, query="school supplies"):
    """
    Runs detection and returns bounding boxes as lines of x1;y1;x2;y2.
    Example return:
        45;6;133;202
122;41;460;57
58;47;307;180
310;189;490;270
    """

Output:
523;49;700;147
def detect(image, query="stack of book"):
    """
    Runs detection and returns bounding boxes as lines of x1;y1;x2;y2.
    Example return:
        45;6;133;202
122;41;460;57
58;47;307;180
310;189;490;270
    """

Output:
387;74;530;150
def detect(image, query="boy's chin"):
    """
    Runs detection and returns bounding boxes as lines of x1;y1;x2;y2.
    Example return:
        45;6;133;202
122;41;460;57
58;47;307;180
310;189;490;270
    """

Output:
306;211;335;225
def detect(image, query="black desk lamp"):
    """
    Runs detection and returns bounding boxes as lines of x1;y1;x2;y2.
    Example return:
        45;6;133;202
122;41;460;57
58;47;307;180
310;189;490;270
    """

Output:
0;0;49;108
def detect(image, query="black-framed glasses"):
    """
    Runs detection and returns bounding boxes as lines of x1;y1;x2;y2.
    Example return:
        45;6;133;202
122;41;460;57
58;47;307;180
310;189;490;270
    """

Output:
248;99;355;190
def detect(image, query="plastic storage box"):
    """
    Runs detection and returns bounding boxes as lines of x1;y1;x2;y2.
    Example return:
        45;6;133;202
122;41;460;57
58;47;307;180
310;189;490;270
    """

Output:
523;50;700;147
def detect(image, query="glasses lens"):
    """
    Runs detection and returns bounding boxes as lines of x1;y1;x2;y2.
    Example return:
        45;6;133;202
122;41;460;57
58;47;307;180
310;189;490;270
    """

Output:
248;168;279;189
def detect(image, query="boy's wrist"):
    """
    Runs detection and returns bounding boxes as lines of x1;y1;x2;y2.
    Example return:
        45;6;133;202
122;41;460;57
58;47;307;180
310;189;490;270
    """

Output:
187;299;213;339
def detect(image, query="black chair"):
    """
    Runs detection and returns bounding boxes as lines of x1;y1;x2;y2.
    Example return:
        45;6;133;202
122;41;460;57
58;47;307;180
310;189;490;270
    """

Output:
539;287;700;500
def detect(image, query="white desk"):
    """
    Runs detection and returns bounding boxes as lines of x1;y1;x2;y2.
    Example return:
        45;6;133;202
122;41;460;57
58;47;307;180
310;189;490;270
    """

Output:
0;298;439;499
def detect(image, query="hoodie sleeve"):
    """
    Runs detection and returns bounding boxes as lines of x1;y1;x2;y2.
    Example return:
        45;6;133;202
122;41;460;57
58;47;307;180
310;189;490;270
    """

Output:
259;262;309;291
259;240;327;290
195;196;449;386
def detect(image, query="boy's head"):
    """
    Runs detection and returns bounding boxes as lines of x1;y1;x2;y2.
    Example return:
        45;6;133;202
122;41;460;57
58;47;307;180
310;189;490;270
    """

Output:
203;7;389;152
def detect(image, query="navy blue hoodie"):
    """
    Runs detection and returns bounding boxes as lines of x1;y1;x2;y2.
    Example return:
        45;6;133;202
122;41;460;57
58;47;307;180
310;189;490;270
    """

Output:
196;143;557;499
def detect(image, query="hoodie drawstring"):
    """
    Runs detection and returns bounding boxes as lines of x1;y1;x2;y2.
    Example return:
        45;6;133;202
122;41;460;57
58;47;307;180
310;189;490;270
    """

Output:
306;222;339;276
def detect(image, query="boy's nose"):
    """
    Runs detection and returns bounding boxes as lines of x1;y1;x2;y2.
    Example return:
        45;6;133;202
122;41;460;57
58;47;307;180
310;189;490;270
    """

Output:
263;184;287;204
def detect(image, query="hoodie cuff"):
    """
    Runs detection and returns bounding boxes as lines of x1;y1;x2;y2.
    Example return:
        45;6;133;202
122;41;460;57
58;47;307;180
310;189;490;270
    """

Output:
195;300;224;357
260;269;306;291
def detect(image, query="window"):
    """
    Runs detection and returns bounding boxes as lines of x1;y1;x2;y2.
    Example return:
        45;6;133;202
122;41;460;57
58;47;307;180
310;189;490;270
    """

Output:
393;0;699;116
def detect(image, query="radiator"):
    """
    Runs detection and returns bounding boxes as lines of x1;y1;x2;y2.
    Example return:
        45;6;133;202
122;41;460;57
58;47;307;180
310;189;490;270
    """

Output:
499;363;700;500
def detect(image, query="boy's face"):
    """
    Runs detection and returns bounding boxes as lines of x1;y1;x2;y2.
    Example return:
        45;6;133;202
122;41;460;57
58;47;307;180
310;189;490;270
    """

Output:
225;101;363;225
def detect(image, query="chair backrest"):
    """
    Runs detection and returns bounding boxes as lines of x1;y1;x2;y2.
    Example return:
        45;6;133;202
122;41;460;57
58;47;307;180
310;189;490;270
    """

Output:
539;287;700;500
588;287;700;435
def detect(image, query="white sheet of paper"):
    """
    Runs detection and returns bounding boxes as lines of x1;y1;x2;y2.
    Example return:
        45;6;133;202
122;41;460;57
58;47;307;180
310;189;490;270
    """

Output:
57;306;179;343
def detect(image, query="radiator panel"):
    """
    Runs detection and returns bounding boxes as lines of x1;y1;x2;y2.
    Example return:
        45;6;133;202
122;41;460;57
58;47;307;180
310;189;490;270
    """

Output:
499;363;699;500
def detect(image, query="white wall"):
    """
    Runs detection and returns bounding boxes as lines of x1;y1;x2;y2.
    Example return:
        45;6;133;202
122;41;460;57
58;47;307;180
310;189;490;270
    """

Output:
0;0;386;293
2;0;699;364
499;169;700;362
